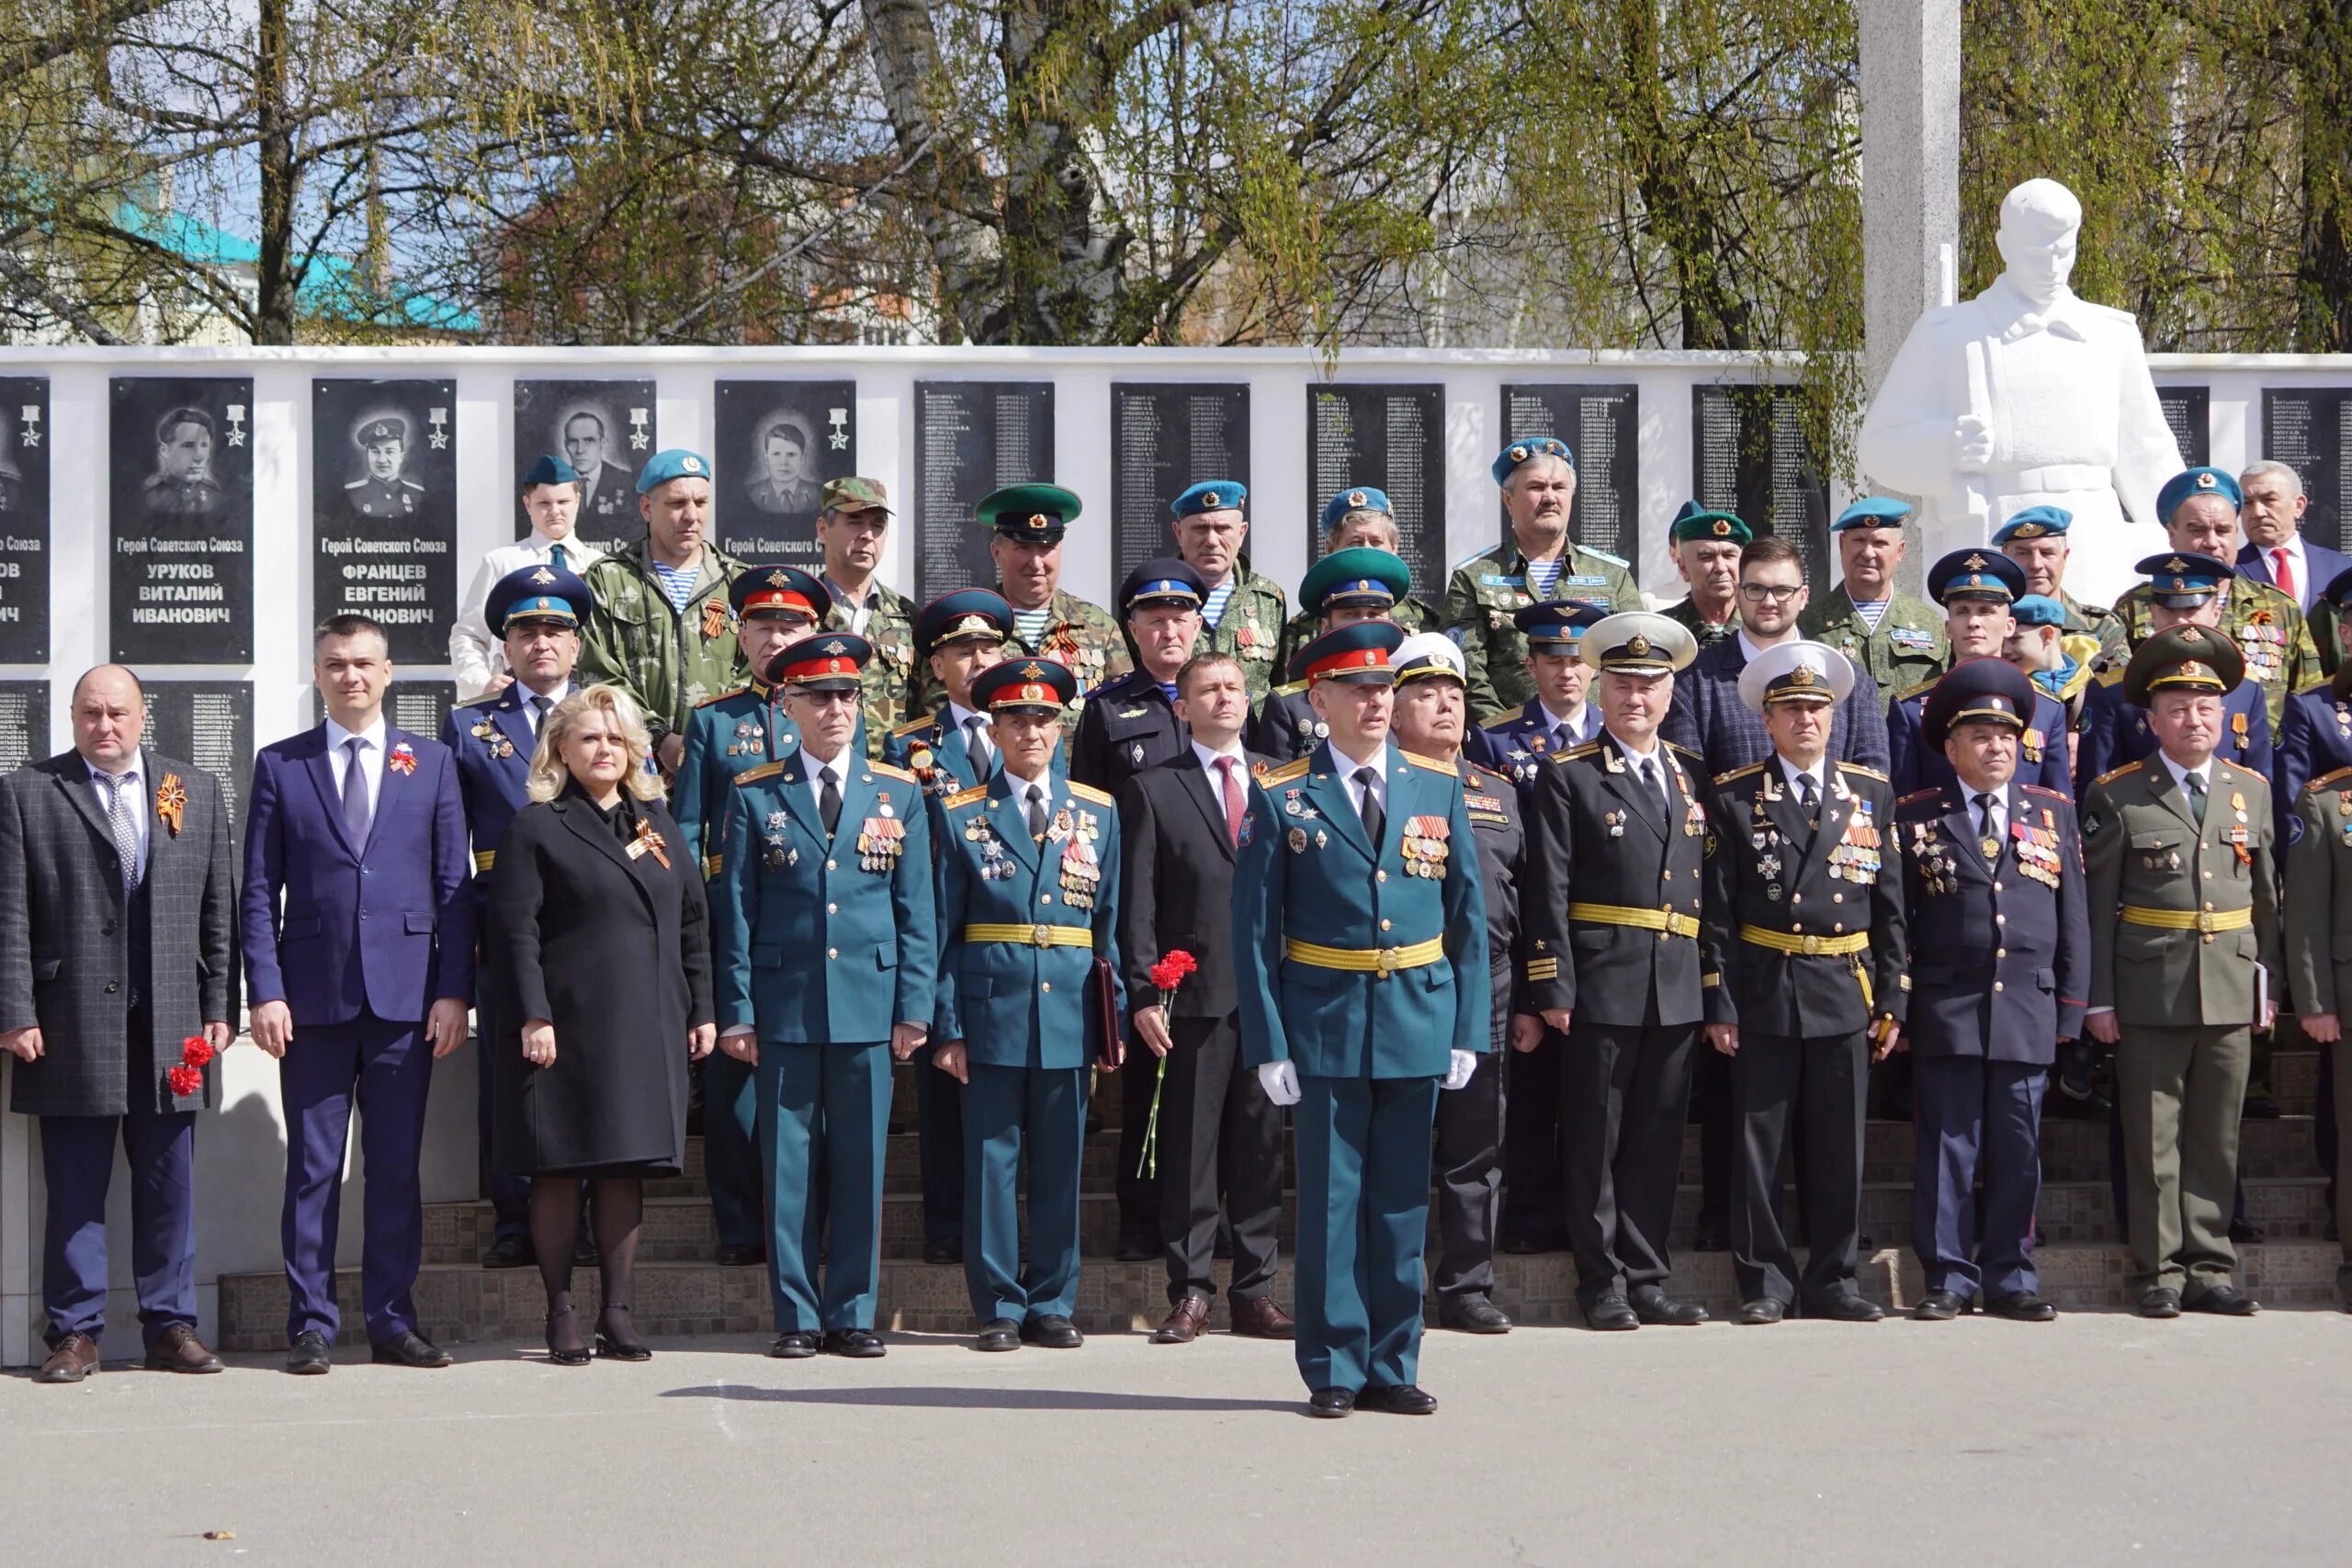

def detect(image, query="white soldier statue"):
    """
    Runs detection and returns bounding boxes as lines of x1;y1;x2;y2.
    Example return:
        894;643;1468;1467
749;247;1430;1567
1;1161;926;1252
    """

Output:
1856;177;2182;605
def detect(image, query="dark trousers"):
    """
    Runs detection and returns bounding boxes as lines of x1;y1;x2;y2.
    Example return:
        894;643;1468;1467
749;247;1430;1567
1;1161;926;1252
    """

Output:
1433;1045;1504;1302
1158;1011;1283;1305
1730;1030;1867;1308
279;1010;431;1344
1691;1043;1734;1237
1911;1056;2045;1298
1563;1017;1698;1304
1500;1030;1567;1245
912;1042;965;1244
473;971;529;1244
704;1047;766;1254
1294;1074;1439;1393
39;1105;198;1349
1115;1048;1162;1247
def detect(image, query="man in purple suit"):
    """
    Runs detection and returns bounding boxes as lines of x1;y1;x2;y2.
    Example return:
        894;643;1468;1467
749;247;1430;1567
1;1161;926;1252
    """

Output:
243;614;474;1373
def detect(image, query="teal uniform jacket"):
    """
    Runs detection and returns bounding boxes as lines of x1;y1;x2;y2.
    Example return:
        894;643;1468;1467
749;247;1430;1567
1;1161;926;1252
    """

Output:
933;774;1125;1067
1234;744;1491;1078
674;682;799;878
712;754;938;1043
881;707;1064;801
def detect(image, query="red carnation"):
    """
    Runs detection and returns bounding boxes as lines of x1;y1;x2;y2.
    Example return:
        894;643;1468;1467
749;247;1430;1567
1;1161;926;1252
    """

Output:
166;1064;203;1098
1148;951;1199;994
180;1035;214;1068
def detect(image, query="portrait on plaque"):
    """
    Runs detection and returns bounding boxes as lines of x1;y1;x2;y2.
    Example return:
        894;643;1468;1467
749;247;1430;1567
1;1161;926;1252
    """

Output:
714;379;856;563
513;378;655;552
108;377;254;663
312;379;458;663
0;378;51;662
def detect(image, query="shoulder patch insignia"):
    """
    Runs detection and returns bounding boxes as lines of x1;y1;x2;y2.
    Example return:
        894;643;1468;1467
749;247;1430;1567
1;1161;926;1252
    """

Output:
1065;781;1114;807
1897;788;1942;806
1713;762;1766;785
2093;762;2142;786
733;761;786;785
2311;766;2352;792
2021;784;2069;799
870;761;918;784
1836;762;1889;782
1577;544;1631;570
1401;750;1457;777
1665;739;1703;762
891;714;937;738
1894;678;1941;703
1272;679;1310;697
696;686;750;709
1261;758;1312;787
1561;741;1602;761
944;784;990;809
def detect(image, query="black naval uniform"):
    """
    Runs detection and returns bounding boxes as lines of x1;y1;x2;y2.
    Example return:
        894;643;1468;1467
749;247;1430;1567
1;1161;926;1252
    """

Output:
1522;733;1709;1315
1702;758;1909;1313
1431;758;1524;1314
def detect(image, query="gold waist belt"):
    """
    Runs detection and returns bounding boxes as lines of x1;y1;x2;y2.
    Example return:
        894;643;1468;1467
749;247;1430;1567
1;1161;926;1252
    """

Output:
1736;925;1871;957
2120;906;2252;932
1570;902;1700;939
1284;936;1445;976
965;923;1093;949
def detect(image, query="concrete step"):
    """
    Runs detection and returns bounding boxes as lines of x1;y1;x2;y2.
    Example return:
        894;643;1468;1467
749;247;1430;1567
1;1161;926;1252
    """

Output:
212;1238;2351;1351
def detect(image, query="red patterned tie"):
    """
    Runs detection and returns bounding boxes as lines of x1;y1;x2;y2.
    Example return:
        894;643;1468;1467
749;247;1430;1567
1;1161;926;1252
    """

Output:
1216;756;1245;847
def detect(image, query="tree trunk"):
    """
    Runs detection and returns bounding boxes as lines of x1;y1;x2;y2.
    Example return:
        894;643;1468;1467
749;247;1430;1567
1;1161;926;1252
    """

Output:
253;0;298;344
1614;1;1752;350
2296;0;2352;349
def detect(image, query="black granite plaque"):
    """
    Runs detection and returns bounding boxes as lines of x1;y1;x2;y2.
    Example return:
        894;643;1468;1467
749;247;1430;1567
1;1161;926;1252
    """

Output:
1110;383;1250;588
312;379;457;663
0;680;48;774
2158;386;2211;469
913;380;1055;602
1691;383;1829;588
141;680;253;852
1306;384;1444;600
0;380;50;662
513;379;656;555
108;378;254;663
714;379;857;564
1498;384;1641;563
313;680;457;740
2264;388;2352;554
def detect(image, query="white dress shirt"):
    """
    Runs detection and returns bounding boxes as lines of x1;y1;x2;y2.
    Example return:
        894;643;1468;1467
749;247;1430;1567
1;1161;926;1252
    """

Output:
803;749;850;820
2267;535;2311;607
1961;782;2007;841
1535;700;1590;750
448;531;608;700
515;680;571;737
85;753;151;885
1778;755;1826;805
2159;750;2214;802
1192;739;1249;775
1330;740;1391;826
949;701;993;774
1615;733;1669;807
325;714;389;821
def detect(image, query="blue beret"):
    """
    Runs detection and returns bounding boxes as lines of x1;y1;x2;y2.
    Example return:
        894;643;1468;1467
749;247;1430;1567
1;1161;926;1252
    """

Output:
1927;548;2027;606
972;657;1079;713
1170;480;1246;517
635;448;711;494
486;563;592;633
915;589;1013;658
730;564;830;622
1118;558;1207;616
2136;550;2235;607
1490;436;1573;486
1295;620;1405;686
1320;487;1391;531
520;453;582;491
1921;657;2035;750
1991;505;2073;544
1299;547;1413;615
2011;593;2066;628
1834;496;1913;531
1511;599;1607;649
2156;467;2243;521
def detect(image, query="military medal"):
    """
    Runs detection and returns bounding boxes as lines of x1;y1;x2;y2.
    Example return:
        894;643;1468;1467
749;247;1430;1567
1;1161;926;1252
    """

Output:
1059;838;1100;908
628;819;670;867
472;716;514;760
1288;827;1308;853
700;598;730;639
857;815;905;873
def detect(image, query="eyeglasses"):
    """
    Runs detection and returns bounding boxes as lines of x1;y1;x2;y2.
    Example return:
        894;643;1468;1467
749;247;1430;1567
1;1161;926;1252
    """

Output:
1738;583;1804;604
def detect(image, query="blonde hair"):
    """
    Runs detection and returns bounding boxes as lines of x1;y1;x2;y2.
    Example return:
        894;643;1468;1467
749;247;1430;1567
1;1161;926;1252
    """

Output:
526;683;665;803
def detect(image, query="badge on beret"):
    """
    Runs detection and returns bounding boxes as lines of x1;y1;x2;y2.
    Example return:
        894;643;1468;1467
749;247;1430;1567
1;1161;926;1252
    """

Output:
2196;470;2217;489
1509;445;1529;463
2011;523;2047;538
1202;491;1220;507
1713;519;1732;536
1348;491;1366;507
682;455;704;475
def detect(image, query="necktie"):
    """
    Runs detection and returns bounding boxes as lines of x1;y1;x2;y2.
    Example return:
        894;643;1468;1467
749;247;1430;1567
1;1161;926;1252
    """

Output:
1026;783;1048;841
1797;773;1820;832
1975;790;2000;858
341;737;372;849
2274;547;2296;604
102;772;140;892
965;716;993;777
2185;770;2209;823
528;693;552;734
818;764;842;836
1639;756;1667;818
549;543;569;570
1216;756;1245;847
1353;766;1385;849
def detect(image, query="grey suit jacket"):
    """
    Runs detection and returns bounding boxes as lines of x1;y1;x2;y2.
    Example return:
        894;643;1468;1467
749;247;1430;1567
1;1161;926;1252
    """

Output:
0;749;238;1116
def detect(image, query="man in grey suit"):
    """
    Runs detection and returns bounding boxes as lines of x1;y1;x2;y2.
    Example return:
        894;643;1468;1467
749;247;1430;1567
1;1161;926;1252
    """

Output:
0;666;238;1382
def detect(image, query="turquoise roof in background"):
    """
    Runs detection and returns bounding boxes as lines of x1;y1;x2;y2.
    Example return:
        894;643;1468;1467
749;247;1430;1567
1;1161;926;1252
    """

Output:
115;202;481;333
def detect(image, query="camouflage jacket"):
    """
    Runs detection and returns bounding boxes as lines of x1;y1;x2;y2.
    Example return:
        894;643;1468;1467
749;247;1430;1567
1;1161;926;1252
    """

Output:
1662;594;1738;651
822;577;920;758
917;587;1132;712
2060;590;2130;672
1198;566;1289;702
1442;542;1641;720
1800;585;1950;697
2113;574;2321;729
578;538;750;742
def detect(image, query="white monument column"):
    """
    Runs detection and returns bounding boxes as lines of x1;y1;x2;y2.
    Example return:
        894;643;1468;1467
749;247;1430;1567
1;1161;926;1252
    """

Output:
1859;0;1962;403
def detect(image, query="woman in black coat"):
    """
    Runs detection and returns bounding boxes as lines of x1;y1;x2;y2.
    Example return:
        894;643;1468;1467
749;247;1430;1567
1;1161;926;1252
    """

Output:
491;684;715;1363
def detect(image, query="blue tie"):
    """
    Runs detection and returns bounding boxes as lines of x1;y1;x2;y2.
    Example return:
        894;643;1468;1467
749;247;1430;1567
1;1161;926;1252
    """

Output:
341;737;372;850
549;543;569;570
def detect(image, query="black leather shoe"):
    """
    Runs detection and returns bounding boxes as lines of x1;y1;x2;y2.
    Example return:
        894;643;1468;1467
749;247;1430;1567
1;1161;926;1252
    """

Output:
286;1329;332;1374
1438;1295;1512;1334
2185;1284;2260;1316
1984;1290;2057;1322
1911;1289;1969;1322
2137;1287;2182;1318
481;1235;533;1270
1020;1314;1083;1348
1808;1292;1885;1323
1361;1383;1438;1416
717;1243;764;1268
825;1328;887;1358
2243;1094;2281;1120
768;1331;820;1359
1307;1386;1355;1418
975;1318;1022;1352
2228;1216;2267;1244
1114;1230;1158;1263
371;1330;454;1369
1691;1222;1731;1253
1581;1293;1640;1331
1737;1298;1786;1325
1628;1287;1708;1325
922;1235;962;1265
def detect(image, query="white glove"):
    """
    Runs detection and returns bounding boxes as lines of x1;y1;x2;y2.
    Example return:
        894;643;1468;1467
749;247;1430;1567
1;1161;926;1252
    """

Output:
1442;1049;1477;1091
1258;1060;1302;1106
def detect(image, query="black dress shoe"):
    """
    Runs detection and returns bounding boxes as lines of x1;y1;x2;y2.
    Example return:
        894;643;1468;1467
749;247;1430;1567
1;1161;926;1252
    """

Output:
1307;1386;1356;1418
1911;1289;1969;1322
922;1235;962;1266
768;1331;820;1359
2243;1094;2281;1120
1984;1291;2057;1323
1807;1292;1885;1323
286;1329;332;1374
1020;1314;1084;1348
1628;1287;1708;1325
2228;1216;2267;1244
371;1330;454;1369
717;1243;764;1268
1737;1298;1786;1325
1114;1230;1158;1263
1581;1293;1640;1331
481;1235;534;1270
825;1328;887;1358
2185;1284;2261;1316
2137;1286;2182;1318
1360;1383;1438;1416
1691;1222;1731;1254
974;1318;1022;1352
1438;1295;1512;1334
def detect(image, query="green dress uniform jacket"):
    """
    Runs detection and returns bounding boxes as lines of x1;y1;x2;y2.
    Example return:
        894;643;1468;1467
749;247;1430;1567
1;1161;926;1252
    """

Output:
578;539;750;744
1443;544;1642;721
673;682;798;878
2112;576;2320;731
1799;585;1949;697
823;581;921;757
1199;567;1289;702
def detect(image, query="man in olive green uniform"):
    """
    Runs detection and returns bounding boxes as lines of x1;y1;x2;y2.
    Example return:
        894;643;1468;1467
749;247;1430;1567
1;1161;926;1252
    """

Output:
1996;504;2128;671
1275;488;1437;674
2082;625;2276;1318
1799;495;1950;694
2281;750;2352;1306
1444;437;1642;722
2111;467;2320;731
1661;502;1747;650
578;447;749;771
918;482;1129;710
813;476;920;754
1168;480;1287;701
